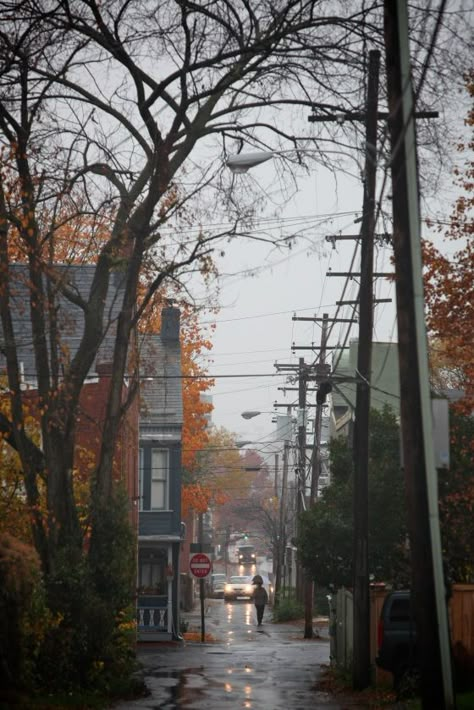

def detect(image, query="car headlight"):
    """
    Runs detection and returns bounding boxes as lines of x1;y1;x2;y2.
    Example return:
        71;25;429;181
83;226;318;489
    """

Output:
245;585;253;593
225;584;232;591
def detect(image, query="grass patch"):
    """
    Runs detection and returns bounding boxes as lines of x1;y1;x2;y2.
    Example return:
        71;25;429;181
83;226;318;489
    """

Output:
272;597;304;622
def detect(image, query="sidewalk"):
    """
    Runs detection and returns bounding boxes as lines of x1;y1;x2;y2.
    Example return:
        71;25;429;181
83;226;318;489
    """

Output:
181;598;330;642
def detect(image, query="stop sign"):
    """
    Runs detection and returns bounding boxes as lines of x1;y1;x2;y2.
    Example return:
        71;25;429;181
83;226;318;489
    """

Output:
189;553;211;578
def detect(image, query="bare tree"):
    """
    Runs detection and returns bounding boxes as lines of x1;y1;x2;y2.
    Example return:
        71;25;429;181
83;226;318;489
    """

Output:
0;0;470;606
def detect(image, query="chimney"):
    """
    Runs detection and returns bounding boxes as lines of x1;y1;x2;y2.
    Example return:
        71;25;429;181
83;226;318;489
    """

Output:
161;306;180;344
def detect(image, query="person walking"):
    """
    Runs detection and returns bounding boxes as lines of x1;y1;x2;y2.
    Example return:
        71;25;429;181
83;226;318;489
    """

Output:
252;579;268;626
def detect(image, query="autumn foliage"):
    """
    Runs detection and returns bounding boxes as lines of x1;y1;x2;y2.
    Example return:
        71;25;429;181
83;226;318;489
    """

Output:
423;73;474;583
423;71;474;413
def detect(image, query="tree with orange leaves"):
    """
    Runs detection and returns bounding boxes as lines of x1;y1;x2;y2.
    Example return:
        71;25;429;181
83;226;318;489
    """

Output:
423;72;474;583
181;427;254;518
424;71;474;412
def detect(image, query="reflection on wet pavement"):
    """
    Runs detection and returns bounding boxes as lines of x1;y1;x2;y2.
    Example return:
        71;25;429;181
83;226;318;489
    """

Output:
111;598;335;709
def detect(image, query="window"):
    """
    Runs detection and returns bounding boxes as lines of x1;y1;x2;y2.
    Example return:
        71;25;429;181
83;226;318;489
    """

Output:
138;548;167;594
139;448;144;511
151;448;168;510
138;446;169;511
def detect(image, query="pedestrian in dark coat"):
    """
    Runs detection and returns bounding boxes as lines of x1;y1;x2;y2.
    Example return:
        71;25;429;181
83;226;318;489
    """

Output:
252;581;268;626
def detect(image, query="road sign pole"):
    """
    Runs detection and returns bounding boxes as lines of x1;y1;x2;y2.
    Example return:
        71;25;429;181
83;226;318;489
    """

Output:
189;552;212;643
200;577;205;643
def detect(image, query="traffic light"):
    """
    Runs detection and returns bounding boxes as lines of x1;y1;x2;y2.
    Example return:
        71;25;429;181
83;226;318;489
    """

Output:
317;380;332;404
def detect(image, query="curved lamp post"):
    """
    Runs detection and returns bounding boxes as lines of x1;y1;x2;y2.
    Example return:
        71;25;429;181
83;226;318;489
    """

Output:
241;410;263;420
241;409;276;420
226;147;362;178
226;151;276;174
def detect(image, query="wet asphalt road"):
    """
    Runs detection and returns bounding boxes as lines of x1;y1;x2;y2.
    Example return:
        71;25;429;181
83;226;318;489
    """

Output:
111;598;364;709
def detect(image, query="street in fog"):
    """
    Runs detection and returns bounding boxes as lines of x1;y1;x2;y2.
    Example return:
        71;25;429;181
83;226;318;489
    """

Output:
111;596;352;709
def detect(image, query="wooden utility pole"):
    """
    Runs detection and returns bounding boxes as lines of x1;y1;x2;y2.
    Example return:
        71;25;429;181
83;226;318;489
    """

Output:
310;313;329;504
384;1;454;706
303;313;330;639
274;440;289;608
198;512;206;643
352;48;380;690
296;357;307;603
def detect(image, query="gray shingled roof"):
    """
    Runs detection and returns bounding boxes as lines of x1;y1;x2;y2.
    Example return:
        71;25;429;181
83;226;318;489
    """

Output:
0;264;126;381
138;332;183;428
1;264;183;430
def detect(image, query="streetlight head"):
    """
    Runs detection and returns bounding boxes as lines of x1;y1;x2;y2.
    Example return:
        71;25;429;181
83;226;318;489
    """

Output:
226;151;274;174
241;410;261;420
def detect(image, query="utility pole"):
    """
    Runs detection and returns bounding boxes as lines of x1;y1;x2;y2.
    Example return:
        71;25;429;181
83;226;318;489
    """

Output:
292;313;352;637
198;512;206;643
384;2;454;707
274;453;279;498
352;48;380;690
224;525;231;577
274;439;289;608
302;313;330;639
310;313;329;503
296;357;307;603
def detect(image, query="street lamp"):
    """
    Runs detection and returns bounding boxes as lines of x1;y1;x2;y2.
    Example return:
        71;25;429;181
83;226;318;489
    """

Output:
241;409;277;420
241;410;264;420
226;148;362;176
226;151;276;173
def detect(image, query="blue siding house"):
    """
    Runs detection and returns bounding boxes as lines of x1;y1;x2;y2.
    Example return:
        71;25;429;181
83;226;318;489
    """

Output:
137;306;184;641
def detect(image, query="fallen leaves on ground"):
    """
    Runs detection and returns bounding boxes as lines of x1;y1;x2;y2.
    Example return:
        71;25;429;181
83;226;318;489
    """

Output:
315;665;398;708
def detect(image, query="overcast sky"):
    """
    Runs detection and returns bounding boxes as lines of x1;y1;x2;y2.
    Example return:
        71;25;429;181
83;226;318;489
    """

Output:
195;113;468;448
198;154;398;443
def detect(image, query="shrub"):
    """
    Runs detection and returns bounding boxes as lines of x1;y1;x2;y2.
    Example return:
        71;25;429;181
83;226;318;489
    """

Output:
272;596;304;622
0;534;49;698
36;488;137;694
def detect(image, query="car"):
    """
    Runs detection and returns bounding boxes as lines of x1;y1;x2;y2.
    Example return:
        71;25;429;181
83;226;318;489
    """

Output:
209;573;226;598
376;590;419;694
224;575;254;602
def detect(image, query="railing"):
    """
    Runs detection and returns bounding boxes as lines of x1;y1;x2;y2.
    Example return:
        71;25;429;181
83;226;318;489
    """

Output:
137;595;168;633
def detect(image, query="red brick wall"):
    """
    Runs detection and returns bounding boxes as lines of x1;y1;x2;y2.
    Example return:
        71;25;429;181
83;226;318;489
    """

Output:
17;366;139;533
76;364;139;531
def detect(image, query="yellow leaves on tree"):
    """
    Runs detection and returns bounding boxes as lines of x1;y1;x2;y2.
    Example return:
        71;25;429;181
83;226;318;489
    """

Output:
0;383;100;544
0;390;41;544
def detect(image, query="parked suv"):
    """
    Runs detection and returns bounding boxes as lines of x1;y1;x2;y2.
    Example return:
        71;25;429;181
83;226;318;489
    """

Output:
376;590;418;692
